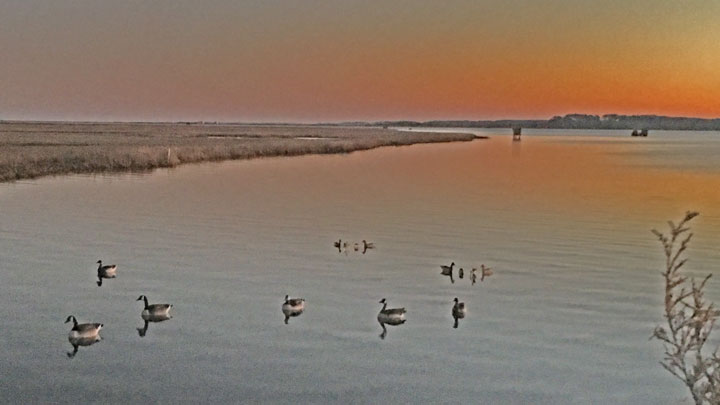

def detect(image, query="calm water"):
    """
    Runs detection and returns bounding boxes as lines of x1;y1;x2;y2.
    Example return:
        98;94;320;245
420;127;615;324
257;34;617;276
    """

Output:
1;129;720;403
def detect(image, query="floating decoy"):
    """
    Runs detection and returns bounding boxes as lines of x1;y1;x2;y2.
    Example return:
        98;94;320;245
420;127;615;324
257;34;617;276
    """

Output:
481;264;493;282
353;243;359;252
440;262;455;283
282;295;306;324
377;298;406;339
470;268;478;285
362;240;375;254
333;239;342;252
452;298;466;329
96;260;117;287
458;268;464;279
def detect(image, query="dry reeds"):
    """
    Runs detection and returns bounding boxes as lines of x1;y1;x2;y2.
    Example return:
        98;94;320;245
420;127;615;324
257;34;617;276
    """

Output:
651;211;720;404
0;122;477;182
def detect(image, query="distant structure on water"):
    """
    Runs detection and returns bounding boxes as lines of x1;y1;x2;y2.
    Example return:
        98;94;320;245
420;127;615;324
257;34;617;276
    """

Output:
512;126;522;141
631;129;649;137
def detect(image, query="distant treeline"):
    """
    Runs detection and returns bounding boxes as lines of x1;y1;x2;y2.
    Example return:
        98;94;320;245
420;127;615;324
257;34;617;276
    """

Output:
337;114;720;131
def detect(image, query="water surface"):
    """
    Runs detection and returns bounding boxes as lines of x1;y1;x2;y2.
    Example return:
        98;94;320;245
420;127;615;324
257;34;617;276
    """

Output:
1;129;719;403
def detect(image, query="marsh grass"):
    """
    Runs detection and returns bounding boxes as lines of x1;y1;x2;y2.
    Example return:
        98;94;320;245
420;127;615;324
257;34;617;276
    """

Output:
0;122;477;182
652;212;720;404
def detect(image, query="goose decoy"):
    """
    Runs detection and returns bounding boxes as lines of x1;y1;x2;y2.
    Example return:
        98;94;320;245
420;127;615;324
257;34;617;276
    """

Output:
136;295;173;317
282;295;306;324
440;262;455;283
333;239;342;253
65;315;103;357
452;298;466;329
353;242;360;252
481;264;493;282
362;240;375;254
96;260;117;287
458;268;464;279
470;268;478;285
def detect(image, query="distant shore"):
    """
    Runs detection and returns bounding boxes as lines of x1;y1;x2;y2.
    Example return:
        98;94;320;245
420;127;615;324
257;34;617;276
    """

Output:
0;122;479;183
336;113;720;131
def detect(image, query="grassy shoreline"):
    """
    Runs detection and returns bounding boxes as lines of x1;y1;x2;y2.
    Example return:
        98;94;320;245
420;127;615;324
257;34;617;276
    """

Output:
0;122;480;183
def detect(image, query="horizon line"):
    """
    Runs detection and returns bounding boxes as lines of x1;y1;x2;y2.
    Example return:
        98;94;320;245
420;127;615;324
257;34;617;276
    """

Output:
2;113;720;126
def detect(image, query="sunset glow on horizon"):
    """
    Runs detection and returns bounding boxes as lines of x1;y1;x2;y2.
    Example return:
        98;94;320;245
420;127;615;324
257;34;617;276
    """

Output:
2;0;719;122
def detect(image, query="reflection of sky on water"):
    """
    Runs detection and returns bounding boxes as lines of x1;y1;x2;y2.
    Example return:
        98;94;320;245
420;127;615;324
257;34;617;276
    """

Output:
1;130;719;403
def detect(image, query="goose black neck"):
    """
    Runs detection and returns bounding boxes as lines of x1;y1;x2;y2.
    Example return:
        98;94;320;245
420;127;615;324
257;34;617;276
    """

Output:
142;296;149;309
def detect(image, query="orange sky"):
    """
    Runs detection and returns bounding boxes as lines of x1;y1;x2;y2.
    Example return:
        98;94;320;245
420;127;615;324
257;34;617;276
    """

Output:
1;1;719;122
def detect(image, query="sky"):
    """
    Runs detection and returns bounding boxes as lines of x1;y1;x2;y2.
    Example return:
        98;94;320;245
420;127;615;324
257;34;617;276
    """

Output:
1;0;719;122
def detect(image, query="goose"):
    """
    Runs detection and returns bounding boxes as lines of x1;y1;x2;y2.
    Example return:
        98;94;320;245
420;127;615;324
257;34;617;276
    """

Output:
470;268;478;285
377;299;406;339
440;262;455;276
452;298;466;329
440;262;455;283
282;295;305;312
458;268;464;279
481;264;493;282
333;239;342;252
452;298;466;318
136;295;173;317
362;240;375;254
65;315;103;339
96;260;117;287
353;243;360;252
282;295;306;324
377;298;406;324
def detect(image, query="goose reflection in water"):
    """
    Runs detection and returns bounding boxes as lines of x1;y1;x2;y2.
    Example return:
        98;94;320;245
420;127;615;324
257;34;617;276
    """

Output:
137;313;173;337
282;295;306;324
67;335;102;358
